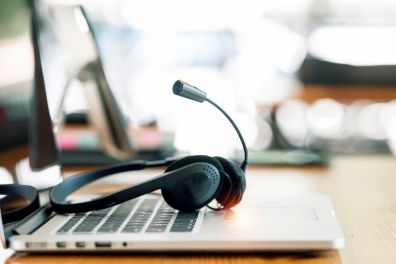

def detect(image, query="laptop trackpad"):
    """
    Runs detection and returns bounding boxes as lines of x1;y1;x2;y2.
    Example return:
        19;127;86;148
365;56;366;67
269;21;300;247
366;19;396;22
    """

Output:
224;207;318;222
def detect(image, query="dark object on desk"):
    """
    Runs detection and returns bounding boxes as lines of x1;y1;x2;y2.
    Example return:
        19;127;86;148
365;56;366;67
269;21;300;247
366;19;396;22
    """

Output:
299;55;396;85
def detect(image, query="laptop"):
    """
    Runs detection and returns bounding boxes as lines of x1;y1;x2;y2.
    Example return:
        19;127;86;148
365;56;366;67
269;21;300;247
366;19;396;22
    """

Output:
9;193;344;252
5;0;344;252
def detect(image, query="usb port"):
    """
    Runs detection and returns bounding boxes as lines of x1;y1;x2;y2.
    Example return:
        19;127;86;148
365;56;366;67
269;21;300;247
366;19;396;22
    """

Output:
75;242;86;248
56;242;66;248
95;241;111;248
26;242;47;249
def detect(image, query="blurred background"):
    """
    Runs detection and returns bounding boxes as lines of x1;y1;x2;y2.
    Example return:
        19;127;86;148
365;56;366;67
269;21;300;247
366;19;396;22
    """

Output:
1;0;396;172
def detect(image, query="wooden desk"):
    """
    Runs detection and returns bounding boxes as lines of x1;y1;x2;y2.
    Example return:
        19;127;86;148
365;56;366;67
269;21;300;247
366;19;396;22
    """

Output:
296;84;396;103
2;154;396;264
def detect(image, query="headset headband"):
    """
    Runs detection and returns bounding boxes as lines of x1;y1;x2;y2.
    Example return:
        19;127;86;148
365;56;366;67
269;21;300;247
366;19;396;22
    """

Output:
0;184;40;224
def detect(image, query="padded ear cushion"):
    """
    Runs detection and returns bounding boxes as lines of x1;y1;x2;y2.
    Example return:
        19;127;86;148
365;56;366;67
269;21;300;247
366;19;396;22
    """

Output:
214;156;246;207
165;155;224;173
163;155;224;210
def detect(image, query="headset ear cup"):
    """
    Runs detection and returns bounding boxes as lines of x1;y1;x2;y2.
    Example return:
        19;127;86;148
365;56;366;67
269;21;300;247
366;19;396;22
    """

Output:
215;170;233;207
214;157;246;208
165;155;224;173
164;155;224;210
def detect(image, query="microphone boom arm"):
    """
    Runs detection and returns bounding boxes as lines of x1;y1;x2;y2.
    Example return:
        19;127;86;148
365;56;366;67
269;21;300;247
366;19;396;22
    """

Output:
205;98;248;171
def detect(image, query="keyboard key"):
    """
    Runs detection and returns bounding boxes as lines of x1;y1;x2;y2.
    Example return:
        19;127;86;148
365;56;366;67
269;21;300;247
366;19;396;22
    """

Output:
57;214;84;233
145;201;177;233
170;212;199;233
73;208;111;233
121;199;159;233
97;200;138;233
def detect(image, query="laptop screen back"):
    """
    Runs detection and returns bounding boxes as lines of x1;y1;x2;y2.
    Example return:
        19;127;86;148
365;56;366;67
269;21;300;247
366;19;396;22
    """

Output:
29;0;59;170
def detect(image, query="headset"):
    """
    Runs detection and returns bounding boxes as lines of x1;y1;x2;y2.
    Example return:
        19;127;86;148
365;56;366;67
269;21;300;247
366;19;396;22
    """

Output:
0;184;40;224
50;80;248;214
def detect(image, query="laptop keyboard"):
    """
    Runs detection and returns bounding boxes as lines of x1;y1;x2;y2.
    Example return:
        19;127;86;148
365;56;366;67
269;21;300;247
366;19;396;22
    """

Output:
56;198;202;234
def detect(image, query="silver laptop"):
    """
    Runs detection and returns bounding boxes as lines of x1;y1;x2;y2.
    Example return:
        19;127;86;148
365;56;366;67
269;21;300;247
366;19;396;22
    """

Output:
7;1;344;252
9;193;344;252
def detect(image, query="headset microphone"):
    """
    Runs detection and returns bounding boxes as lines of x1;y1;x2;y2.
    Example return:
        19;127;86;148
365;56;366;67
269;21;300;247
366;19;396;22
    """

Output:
172;80;207;103
173;80;248;172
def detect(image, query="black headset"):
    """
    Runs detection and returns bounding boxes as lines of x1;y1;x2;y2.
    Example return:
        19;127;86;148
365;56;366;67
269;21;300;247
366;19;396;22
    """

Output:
0;184;40;224
50;80;248;214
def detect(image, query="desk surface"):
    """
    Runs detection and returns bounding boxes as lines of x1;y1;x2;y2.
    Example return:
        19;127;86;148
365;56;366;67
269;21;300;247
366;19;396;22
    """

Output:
3;154;396;264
